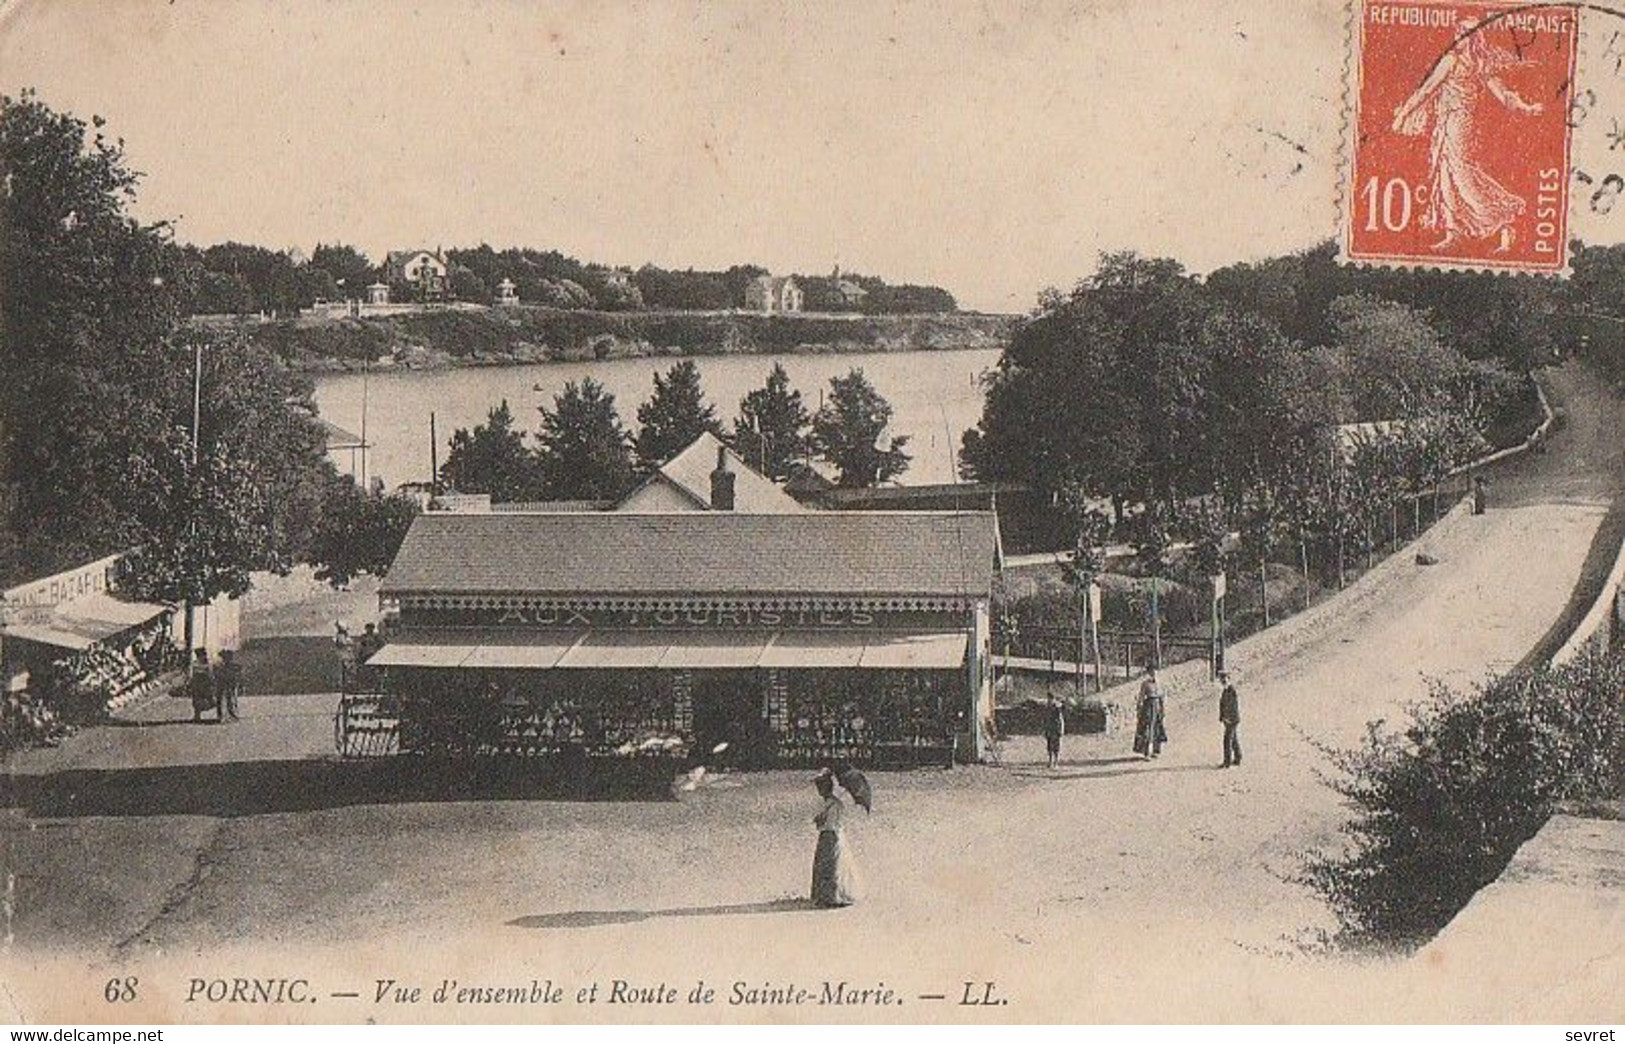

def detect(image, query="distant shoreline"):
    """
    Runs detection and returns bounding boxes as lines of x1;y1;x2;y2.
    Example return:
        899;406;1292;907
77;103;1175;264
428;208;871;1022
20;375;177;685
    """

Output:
189;305;1019;375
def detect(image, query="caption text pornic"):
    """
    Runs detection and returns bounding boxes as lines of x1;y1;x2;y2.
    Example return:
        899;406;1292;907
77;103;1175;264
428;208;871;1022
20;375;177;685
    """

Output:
160;977;1012;1009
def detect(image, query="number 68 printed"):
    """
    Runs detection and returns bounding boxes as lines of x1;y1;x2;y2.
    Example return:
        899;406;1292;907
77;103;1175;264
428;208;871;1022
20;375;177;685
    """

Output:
104;977;139;1003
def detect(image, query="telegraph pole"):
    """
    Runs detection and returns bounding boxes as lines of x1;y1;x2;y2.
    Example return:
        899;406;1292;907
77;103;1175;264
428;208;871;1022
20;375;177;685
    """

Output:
185;339;203;654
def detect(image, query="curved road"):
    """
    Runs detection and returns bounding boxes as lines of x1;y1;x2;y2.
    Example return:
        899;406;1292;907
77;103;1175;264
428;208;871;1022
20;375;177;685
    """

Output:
3;361;1621;1023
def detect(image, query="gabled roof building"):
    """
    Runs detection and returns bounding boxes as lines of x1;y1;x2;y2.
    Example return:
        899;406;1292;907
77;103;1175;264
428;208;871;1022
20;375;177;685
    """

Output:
364;502;1001;767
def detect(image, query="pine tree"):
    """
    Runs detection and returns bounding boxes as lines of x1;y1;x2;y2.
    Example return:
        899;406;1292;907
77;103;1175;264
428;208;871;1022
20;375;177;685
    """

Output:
811;369;911;488
733;363;811;480
535;378;635;500
634;360;721;469
441;400;545;501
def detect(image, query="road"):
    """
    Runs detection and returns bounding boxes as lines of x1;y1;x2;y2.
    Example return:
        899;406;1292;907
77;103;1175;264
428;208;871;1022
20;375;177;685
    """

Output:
2;360;1621;1024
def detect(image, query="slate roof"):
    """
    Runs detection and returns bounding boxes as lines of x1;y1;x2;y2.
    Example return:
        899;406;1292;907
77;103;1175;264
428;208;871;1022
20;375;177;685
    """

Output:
748;274;798;294
317;418;365;450
385;249;444;267
380;510;1000;599
620;432;804;514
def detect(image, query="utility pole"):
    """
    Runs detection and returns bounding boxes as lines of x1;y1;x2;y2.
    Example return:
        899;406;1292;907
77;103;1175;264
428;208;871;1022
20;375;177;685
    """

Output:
429;412;439;501
185;339;203;655
191;340;203;464
359;355;370;489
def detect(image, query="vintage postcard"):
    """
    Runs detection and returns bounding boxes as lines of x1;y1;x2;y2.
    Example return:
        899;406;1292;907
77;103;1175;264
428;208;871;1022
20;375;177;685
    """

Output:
1;0;1622;1028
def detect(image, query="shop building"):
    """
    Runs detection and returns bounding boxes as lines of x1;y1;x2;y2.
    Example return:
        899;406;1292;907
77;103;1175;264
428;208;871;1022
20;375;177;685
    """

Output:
359;509;1001;766
0;553;227;713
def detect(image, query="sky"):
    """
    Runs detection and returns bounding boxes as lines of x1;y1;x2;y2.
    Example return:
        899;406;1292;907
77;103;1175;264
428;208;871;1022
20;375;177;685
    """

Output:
0;0;1382;311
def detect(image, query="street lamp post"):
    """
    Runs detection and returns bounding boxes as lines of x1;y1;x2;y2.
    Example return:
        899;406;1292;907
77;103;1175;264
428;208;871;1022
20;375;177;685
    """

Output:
184;339;204;654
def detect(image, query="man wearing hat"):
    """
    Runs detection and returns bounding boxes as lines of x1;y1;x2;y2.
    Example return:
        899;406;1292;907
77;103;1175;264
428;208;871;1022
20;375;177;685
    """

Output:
1218;670;1242;768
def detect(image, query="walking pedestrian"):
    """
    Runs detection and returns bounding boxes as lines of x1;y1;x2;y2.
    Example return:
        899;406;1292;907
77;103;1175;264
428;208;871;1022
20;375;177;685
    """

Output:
334;621;355;689
1472;474;1488;515
810;769;862;908
1132;667;1167;760
217;648;242;722
1043;691;1066;769
187;649;215;724
355;623;384;690
1218;670;1242;768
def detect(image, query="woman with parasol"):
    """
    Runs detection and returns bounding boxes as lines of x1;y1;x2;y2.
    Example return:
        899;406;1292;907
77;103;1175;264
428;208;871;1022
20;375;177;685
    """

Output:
810;765;865;908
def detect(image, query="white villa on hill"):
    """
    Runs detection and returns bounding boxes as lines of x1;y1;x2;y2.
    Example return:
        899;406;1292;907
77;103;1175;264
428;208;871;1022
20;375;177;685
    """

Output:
745;274;803;313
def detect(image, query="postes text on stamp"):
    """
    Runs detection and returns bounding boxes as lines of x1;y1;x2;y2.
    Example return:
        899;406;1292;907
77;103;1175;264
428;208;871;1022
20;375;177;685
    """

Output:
1345;1;1579;273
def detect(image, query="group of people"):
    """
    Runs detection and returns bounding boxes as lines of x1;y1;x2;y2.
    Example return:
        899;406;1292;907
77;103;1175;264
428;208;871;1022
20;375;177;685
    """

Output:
185;647;242;724
334;621;386;689
1041;665;1244;769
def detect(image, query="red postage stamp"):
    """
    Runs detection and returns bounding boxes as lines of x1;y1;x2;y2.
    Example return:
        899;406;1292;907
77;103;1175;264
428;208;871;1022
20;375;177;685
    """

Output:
1343;1;1580;273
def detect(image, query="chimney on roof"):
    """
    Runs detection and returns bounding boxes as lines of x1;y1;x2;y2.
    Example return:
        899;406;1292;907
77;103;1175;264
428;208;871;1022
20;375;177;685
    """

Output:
710;445;736;511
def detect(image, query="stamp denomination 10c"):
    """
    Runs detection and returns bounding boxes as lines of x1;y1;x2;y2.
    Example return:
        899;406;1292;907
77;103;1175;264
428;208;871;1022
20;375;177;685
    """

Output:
1344;1;1579;273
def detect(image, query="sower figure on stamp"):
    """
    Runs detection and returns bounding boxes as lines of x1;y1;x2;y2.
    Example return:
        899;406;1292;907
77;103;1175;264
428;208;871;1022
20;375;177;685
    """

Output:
1218;670;1241;769
1391;18;1544;254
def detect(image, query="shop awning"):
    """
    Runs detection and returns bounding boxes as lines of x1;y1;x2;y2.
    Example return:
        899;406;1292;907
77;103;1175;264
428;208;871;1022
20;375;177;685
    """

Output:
658;631;773;669
555;630;670;669
367;638;475;668
758;630;869;669
0;594;171;652
460;632;585;669
364;629;972;671
0;623;98;652
857;632;968;669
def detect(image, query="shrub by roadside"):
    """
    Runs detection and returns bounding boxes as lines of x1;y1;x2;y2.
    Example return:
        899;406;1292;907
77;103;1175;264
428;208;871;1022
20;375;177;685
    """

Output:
1;690;73;752
1301;645;1625;952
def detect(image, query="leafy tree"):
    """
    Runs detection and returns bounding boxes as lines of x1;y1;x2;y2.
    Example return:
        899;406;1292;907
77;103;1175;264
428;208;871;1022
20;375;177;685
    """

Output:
120;430;281;613
1236;480;1283;625
448;263;487;303
634;360;722;469
309;477;421;587
1126;501;1176;665
735;363;812;480
441;400;546;501
633;264;762;311
197;242;307;315
964;253;1206;520
1198;308;1326;510
1208;239;1559;373
858;283;958;314
811;369;911;488
168;329;333;566
535;378;635;500
0;93;344;599
309;243;376;299
1326;294;1466;419
1;90;194;576
1057;483;1112;689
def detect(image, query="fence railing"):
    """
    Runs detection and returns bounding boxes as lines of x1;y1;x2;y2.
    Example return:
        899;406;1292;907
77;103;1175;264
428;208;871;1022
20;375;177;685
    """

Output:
991;626;1214;684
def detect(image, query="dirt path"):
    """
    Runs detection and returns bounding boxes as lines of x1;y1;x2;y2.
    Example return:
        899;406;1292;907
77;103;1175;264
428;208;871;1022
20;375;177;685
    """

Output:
3;361;1621;1023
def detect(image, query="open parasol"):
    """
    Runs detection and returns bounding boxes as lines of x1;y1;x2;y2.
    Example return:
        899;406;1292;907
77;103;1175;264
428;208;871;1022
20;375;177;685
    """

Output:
830;760;872;814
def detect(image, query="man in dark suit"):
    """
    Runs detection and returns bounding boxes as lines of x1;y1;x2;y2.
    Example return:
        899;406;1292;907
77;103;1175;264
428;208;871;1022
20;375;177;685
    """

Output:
1219;670;1242;768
